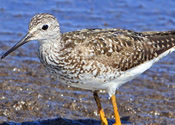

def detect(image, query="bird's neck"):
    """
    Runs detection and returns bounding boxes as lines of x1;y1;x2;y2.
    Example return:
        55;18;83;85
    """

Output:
38;32;63;51
38;35;64;66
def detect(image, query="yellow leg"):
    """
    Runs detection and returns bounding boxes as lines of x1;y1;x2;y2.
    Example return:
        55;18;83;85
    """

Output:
93;91;108;125
111;94;121;125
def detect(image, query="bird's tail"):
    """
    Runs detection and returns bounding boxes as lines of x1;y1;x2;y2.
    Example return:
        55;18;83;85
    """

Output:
143;30;175;55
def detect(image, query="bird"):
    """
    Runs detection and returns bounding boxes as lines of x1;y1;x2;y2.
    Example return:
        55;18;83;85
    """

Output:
1;13;175;125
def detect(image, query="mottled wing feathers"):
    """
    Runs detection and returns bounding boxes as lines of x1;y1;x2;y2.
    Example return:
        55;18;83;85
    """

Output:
83;31;151;71
145;31;175;56
62;29;175;71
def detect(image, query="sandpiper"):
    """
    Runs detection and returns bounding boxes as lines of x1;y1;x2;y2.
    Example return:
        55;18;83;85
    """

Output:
1;13;175;125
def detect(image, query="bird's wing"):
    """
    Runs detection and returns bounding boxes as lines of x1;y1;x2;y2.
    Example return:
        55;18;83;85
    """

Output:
80;29;175;71
62;29;175;72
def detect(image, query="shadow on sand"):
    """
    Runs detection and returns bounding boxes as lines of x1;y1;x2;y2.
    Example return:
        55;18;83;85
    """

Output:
0;116;131;125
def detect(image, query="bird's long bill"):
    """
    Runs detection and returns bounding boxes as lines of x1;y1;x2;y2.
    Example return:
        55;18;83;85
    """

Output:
1;33;32;59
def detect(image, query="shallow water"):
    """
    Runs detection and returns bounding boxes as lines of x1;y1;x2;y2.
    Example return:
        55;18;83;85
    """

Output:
0;0;175;125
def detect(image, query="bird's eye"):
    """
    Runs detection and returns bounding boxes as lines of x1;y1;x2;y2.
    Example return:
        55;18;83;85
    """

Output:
42;24;48;30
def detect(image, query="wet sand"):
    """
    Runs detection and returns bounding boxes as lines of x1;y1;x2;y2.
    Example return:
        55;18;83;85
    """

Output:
0;0;175;125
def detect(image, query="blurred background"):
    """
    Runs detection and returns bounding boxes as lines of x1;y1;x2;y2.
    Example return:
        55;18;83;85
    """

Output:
0;0;175;125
